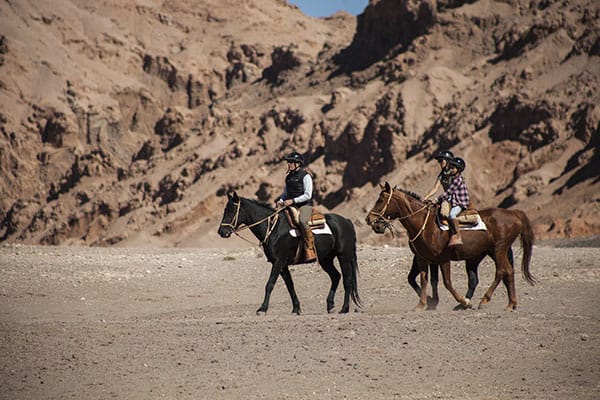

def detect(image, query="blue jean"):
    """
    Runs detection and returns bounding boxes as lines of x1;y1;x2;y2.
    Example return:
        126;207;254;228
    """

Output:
449;206;463;219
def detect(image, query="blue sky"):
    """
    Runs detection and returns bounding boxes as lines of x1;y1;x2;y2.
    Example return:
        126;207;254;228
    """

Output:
288;0;368;18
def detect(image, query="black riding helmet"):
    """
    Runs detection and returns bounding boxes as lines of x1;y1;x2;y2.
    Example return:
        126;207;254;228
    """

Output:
284;151;304;165
434;149;454;162
449;157;466;172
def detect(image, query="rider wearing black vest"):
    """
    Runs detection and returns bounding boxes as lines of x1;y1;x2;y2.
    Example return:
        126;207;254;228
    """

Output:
277;151;316;262
285;169;313;207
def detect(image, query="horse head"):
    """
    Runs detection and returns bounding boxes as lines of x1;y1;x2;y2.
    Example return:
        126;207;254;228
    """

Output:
218;191;243;238
365;182;396;234
366;182;428;235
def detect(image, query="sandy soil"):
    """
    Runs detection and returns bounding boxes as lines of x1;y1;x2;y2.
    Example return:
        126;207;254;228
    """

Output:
1;242;599;400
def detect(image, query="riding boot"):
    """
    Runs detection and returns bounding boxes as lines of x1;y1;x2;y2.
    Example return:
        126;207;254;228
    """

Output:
302;228;317;262
448;219;463;247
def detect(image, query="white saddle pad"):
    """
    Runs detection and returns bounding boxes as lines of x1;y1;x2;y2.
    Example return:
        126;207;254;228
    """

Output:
436;214;487;231
289;223;333;237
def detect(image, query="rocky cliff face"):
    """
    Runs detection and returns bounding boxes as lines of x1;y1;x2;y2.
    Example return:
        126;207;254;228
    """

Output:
0;0;598;247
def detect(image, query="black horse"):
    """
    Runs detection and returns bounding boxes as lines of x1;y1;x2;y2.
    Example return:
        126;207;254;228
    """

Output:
217;191;361;315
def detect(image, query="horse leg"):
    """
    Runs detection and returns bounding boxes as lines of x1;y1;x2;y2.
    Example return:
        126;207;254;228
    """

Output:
502;247;517;310
412;257;429;311
407;256;422;297
479;249;515;310
280;265;302;315
428;263;440;310
439;261;472;309
319;257;340;313
414;270;429;311
338;254;358;314
465;255;485;301
257;262;282;315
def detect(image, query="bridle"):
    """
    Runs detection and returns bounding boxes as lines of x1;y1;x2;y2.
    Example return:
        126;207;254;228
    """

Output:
219;199;242;231
368;189;432;242
368;190;395;221
219;199;282;246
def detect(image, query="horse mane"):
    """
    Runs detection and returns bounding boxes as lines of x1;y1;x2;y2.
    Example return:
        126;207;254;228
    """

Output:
242;197;275;212
394;187;422;201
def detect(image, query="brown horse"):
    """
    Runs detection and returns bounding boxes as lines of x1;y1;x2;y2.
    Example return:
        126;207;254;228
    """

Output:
365;182;535;310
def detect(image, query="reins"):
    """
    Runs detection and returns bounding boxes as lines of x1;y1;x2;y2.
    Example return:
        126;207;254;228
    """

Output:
219;200;285;246
408;206;431;243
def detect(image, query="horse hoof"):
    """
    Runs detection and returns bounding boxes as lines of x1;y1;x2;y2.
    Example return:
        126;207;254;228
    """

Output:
413;304;426;312
426;296;439;310
453;304;469;311
256;310;267;316
505;304;517;311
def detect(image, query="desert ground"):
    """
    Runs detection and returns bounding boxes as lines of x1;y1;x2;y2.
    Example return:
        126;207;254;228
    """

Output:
1;238;599;400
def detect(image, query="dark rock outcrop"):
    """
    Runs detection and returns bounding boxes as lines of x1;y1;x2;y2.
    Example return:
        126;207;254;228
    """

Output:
335;0;437;70
154;108;185;151
262;45;302;85
488;94;558;151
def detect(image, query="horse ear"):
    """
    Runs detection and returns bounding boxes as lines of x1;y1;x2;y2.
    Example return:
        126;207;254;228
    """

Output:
384;182;392;192
227;190;239;201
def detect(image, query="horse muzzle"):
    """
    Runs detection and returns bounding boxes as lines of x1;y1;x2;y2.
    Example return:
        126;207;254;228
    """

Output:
218;226;233;238
366;216;387;234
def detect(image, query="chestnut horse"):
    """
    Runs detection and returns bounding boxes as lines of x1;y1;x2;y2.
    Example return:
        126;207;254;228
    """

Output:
366;182;535;310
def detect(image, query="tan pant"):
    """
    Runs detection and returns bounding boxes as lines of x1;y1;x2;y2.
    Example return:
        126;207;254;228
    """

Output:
295;204;316;261
440;201;450;219
297;204;312;231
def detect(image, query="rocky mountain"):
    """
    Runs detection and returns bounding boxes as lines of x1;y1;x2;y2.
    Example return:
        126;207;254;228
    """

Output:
1;0;599;248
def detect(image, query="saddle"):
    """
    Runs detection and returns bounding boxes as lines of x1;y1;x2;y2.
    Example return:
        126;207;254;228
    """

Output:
438;203;480;227
455;208;480;226
285;207;326;230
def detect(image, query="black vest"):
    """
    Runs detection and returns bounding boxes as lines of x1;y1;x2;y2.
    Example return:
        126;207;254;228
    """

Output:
285;169;313;206
440;169;453;191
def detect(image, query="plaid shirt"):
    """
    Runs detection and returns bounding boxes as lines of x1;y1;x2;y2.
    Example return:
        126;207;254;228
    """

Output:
437;173;469;208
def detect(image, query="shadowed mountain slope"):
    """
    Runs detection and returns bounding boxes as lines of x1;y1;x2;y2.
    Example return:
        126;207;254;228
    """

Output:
1;0;598;247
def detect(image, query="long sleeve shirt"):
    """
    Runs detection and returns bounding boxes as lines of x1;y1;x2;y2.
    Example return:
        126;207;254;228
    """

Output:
436;173;469;208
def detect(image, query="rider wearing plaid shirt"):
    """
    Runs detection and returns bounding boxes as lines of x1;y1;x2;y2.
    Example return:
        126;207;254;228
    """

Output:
436;157;469;247
437;174;470;210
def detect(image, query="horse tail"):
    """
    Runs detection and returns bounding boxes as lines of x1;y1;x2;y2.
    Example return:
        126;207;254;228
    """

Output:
350;253;362;307
344;218;361;308
517;210;536;286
